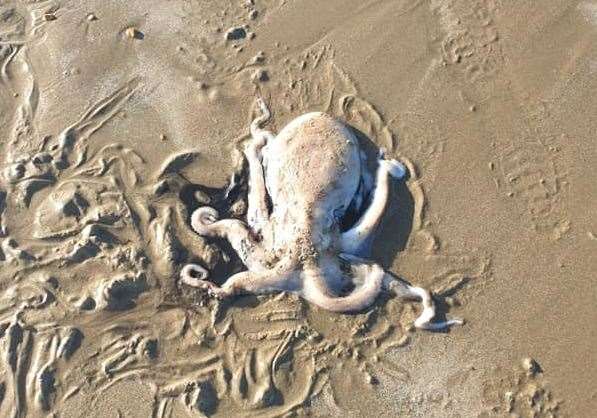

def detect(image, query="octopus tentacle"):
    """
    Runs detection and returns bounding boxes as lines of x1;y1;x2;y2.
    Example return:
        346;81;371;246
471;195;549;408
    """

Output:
250;97;275;143
181;268;299;299
340;156;405;256
245;101;272;233
301;254;462;330
300;260;385;313
179;264;224;298
382;275;464;330
190;207;267;271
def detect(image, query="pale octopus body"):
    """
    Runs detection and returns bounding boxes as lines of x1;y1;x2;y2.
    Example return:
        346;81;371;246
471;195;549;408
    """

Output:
181;100;461;330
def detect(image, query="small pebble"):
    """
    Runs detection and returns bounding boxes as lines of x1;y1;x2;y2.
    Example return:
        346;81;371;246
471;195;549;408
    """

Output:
44;13;57;21
250;51;266;65
125;27;142;39
364;373;379;385
225;26;246;41
522;357;541;376
252;69;269;82
87;13;97;21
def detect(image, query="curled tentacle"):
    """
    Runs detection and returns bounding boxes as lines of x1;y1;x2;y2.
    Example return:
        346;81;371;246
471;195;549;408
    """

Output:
324;254;462;330
190;207;219;235
179;264;225;299
383;277;463;330
301;260;385;313
250;97;272;138
179;264;208;285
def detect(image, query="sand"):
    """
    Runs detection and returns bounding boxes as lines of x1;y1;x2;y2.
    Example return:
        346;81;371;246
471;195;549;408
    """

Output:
0;0;595;417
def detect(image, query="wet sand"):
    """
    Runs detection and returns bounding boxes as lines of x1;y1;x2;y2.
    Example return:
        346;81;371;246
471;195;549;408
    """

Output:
0;0;595;416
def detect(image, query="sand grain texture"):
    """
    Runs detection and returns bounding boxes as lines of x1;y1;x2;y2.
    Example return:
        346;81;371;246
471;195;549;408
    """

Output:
0;0;595;417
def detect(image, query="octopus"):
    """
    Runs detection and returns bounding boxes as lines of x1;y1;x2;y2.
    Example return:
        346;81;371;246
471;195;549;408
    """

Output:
181;99;461;330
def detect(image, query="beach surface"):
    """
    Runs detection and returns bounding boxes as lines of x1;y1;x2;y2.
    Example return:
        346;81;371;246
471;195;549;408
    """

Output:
0;0;595;416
